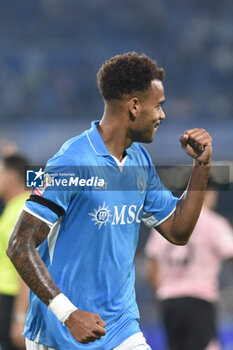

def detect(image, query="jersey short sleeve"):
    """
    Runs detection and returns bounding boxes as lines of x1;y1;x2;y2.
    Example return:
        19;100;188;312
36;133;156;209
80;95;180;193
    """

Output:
142;162;178;228
25;155;78;224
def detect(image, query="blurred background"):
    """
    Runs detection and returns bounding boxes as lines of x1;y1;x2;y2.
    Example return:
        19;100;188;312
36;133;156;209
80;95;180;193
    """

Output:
0;0;233;348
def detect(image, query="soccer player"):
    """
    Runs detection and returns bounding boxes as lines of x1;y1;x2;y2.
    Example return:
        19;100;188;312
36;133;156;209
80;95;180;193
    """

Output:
7;52;212;350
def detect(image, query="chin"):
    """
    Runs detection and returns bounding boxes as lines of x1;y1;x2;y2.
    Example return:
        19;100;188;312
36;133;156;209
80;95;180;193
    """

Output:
147;129;157;143
141;135;154;143
133;129;155;143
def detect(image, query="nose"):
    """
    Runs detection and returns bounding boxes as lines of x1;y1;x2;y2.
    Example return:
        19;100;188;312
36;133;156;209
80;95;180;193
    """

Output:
160;108;166;120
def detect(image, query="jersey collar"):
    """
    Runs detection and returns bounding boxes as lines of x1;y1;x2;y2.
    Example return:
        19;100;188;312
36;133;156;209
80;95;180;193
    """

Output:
86;120;133;159
86;120;110;156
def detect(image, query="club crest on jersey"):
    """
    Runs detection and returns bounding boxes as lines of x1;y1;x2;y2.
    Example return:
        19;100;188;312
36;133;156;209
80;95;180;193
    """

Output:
88;202;112;229
137;176;146;193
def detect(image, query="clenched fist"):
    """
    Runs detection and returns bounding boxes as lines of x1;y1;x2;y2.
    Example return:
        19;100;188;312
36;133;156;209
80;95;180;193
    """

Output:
65;309;106;344
179;128;212;165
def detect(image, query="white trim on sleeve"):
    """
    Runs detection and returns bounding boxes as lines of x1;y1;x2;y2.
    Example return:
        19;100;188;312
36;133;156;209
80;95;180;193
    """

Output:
142;205;176;228
23;205;55;228
142;190;186;228
153;205;177;227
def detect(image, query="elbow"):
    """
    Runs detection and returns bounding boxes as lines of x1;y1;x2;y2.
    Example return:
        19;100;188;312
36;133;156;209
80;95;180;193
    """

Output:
6;236;20;263
171;230;192;246
174;239;189;246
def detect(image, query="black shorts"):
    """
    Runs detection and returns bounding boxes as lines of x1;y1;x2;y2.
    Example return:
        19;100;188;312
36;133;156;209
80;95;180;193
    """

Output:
0;293;19;350
161;297;217;350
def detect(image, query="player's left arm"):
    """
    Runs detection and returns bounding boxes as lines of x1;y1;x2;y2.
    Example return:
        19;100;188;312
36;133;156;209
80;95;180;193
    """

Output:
157;128;212;245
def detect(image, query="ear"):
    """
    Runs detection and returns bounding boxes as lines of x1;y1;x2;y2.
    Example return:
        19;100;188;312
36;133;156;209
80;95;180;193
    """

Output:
128;97;140;120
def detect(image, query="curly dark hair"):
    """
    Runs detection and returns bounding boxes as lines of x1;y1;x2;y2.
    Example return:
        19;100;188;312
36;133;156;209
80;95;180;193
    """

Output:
97;52;164;101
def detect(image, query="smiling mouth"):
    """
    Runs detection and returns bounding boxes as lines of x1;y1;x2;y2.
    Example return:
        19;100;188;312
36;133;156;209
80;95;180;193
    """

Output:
154;122;161;129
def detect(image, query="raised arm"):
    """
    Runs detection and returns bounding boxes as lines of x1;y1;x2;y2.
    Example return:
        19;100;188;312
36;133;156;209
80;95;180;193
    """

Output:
157;128;212;245
7;210;106;344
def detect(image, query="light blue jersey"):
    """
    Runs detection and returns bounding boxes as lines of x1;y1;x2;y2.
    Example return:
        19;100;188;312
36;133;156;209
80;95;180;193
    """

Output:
24;121;178;349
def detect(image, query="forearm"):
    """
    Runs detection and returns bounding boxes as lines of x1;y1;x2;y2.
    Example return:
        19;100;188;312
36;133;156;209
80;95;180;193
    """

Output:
172;160;211;242
11;249;60;306
157;127;212;245
7;211;61;305
157;160;211;245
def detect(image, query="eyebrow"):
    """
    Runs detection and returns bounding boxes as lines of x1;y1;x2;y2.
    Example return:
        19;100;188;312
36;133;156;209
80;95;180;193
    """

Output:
159;99;165;106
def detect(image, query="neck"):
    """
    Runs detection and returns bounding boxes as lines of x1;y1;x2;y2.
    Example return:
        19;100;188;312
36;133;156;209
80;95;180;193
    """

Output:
98;103;132;161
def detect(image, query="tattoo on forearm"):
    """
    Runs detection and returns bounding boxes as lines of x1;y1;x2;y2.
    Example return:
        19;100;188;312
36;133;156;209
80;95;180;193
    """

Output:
7;212;60;305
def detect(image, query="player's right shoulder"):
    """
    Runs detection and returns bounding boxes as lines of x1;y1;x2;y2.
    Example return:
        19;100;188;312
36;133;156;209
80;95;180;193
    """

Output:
48;131;90;167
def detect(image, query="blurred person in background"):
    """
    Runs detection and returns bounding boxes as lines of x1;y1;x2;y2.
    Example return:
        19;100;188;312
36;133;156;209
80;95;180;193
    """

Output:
0;139;19;215
0;139;18;158
0;155;29;350
145;181;233;350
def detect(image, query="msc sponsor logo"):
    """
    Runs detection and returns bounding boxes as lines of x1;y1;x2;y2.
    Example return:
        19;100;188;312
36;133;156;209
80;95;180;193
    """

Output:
89;202;112;229
89;202;143;229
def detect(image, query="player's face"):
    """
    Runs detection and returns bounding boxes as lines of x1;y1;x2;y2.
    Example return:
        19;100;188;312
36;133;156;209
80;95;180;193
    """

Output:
131;80;166;143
